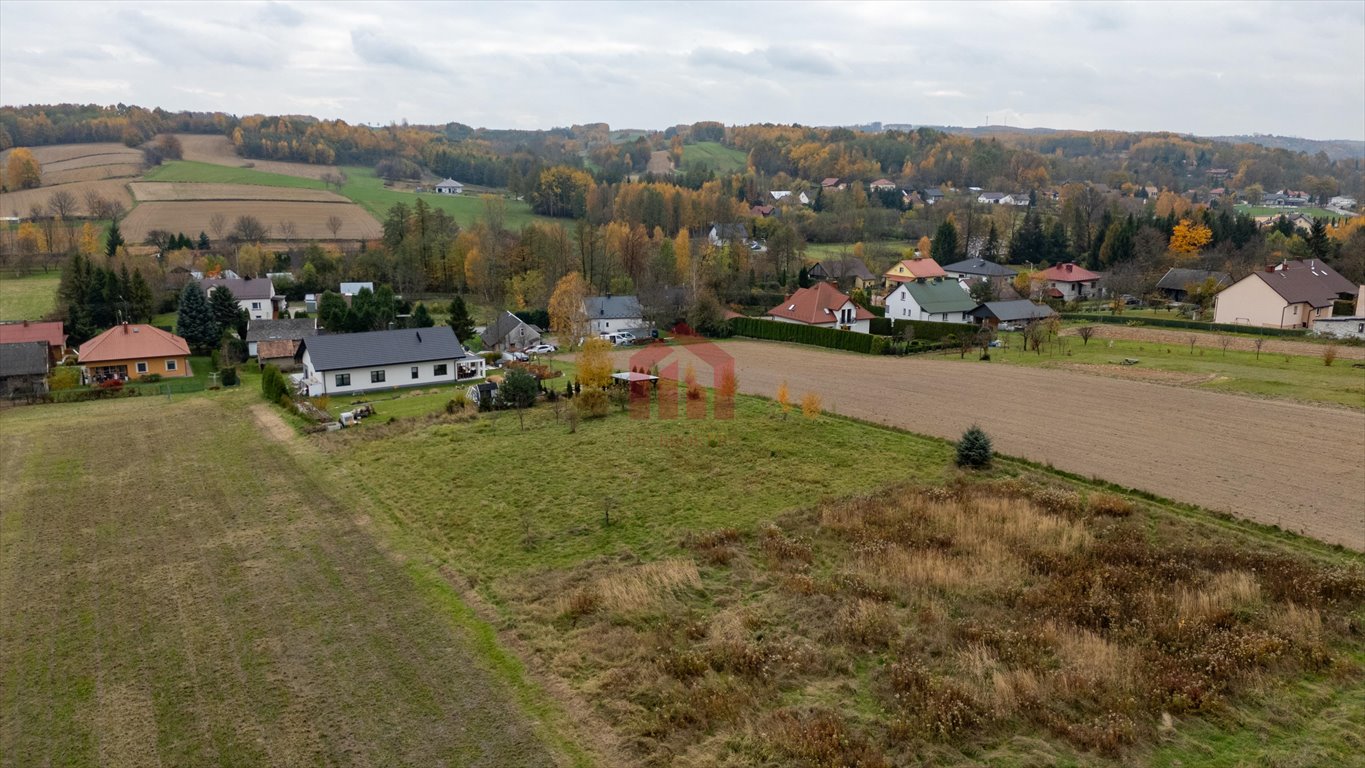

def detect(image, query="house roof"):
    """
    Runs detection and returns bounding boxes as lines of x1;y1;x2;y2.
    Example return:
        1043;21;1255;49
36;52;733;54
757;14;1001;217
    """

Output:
942;258;1018;278
436;178;463;187
257;339;301;359
584;295;644;320
78;324;190;363
821;177;841;187
870;178;895;187
339;281;374;295
710;222;750;240
751;204;775;216
970;300;1058;323
767;282;875;325
812;258;876;282
885;258;947;281
0;320;65;348
1250;260;1357;308
245;318;318;342
770;190;792;200
1038;263;1101;283
893;278;978;314
200;277;276;300
977;192;1007;201
1156;268;1231;292
0;341;49;377
300;326;468;371
480;311;539;346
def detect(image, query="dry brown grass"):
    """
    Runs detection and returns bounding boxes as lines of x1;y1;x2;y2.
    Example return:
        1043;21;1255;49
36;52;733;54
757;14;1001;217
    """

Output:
121;200;379;241
560;558;701;619
0;178;133;218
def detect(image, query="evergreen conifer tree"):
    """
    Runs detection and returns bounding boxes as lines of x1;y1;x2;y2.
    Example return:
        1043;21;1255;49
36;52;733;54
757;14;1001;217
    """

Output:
177;283;219;353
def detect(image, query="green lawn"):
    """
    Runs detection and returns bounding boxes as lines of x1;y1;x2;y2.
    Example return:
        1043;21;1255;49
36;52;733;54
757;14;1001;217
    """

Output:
142;160;327;189
0;271;61;320
338;166;546;229
803;239;912;263
682;141;749;173
1235;205;1344;219
959;332;1365;408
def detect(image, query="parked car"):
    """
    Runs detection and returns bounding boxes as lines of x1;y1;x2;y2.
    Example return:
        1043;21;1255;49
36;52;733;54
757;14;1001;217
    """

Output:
525;343;558;355
500;350;529;362
599;332;632;346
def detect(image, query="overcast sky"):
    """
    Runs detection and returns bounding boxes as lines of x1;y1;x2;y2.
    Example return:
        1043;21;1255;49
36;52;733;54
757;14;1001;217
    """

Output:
1;1;1361;140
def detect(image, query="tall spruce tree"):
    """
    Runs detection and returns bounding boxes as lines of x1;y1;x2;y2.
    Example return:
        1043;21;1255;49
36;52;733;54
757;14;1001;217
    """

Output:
981;222;1001;262
447;295;474;341
105;219;124;258
129;270;156;323
931;219;960;262
410;302;434;328
208;286;247;339
177;283;219;353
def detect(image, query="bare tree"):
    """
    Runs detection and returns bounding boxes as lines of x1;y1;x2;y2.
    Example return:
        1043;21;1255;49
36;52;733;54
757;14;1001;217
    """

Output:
230;215;270;243
1188;335;1197;355
277;220;297;241
1077;326;1096;345
1253;337;1265;360
83;190;106;219
325;214;343;239
208;212;227;244
1219;335;1232;356
47;190;78;220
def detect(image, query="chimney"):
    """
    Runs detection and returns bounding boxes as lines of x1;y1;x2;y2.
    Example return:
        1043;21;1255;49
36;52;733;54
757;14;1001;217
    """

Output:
1356;287;1364;317
1065;263;1074;273
122;323;129;334
22;319;29;327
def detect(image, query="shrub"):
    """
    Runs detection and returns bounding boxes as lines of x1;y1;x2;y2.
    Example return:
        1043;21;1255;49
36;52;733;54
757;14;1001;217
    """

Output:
955;425;993;468
574;388;609;419
800;391;821;418
1088;492;1135;517
219;366;239;386
1323;344;1338;366
97;377;124;391
731;317;880;353
48;366;82;391
261;364;289;401
138;373;162;383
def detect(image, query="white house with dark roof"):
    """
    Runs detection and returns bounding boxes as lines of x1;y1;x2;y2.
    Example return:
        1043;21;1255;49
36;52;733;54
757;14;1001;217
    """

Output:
480;311;542;352
584;295;648;336
199;277;286;320
297;326;484;397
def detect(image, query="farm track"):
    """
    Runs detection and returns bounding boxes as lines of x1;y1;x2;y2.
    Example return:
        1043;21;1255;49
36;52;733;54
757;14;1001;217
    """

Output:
609;340;1365;549
1063;324;1365;360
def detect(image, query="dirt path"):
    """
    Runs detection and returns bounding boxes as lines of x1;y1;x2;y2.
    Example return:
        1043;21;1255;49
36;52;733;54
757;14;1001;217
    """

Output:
607;341;1365;549
250;403;296;443
1062;324;1365;360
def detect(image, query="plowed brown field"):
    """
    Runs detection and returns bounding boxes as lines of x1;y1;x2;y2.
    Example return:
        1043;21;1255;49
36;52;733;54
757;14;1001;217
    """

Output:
0;178;134;219
174;134;340;180
121;200;379;241
129;182;348;203
610;340;1365;548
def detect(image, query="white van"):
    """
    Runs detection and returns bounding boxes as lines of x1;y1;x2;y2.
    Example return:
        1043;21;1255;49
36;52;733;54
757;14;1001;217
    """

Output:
599;332;632;346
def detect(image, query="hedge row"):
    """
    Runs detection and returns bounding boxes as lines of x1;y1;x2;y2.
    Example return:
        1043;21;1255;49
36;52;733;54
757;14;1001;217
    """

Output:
1061;313;1309;337
731;317;883;353
868;316;973;341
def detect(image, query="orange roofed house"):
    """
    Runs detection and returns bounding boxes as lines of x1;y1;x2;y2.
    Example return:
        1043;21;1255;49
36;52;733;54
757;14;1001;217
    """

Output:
78;324;192;383
767;282;875;334
882;257;947;289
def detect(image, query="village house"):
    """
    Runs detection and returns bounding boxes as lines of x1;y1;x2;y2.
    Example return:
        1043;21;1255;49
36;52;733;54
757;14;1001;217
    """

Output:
767;282;874;333
200;277;287;320
297;326;485;397
921;188;944;205
0;320;66;363
78;324;192;382
480;311;542;353
821;177;846;190
1035;262;1102;301
1329;195;1356;209
976;192;1008;205
0;341;50;399
245;317;318;359
808;258;877;292
1155;268;1232;303
868;178;896;191
434;178;464;195
884;277;977;324
707;222;751;248
882;257;947;290
1262;190;1310;207
1213;260;1357;329
969;299;1058;329
942;258;1018;289
584;294;647;336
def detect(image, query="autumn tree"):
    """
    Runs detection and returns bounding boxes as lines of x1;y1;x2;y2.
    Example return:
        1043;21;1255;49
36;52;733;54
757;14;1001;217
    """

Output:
6;147;40;189
576;337;613;388
1168;219;1213;257
47;189;77;220
801;391;822;418
548;271;589;347
776;380;791;418
326;214;343;238
531;166;593;218
674;228;693;289
915;235;933;260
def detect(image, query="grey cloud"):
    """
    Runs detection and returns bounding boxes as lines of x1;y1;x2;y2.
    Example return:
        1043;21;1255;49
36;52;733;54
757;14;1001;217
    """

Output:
351;29;447;72
258;1;305;27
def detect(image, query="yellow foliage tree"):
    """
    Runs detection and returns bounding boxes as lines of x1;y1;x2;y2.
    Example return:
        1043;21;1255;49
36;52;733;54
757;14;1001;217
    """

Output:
1153;191;1191;219
548;271;589;347
674;228;692;288
16;222;46;254
801;392;822;419
1012;268;1035;298
776;380;790;417
915;235;933;260
577;337;613;389
78;222;101;257
6;148;41;190
1169;219;1213;256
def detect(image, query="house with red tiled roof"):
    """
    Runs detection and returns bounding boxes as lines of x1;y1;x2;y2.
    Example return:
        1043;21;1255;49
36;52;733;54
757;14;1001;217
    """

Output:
77;324;192;382
767;282;874;334
0;320;66;363
1034;262;1102;301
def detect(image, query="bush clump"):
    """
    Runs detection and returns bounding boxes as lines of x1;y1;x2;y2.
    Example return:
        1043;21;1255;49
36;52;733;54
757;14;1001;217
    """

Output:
956;424;993;469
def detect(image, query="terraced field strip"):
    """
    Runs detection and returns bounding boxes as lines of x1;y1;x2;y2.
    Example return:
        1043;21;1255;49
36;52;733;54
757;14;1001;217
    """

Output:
121;200;379;241
129;181;349;203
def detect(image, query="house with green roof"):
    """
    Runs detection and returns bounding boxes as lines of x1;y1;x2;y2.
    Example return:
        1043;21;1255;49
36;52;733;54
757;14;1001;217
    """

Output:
884;277;976;324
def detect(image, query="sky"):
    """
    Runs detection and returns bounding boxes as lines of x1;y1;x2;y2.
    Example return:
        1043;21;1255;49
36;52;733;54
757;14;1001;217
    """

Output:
1;0;1362;140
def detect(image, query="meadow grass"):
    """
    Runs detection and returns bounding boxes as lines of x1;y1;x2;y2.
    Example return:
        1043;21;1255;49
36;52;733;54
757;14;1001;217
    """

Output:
957;332;1365;408
338;165;547;229
0;271;61;320
682;141;749;173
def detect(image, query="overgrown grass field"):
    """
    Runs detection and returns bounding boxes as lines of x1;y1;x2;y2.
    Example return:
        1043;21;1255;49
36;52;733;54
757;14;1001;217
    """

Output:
958;332;1365;408
0;271;61;320
682;141;749;173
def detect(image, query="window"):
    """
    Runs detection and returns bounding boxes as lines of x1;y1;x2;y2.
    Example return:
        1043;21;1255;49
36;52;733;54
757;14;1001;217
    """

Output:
335;373;351;387
166;360;177;371
251;301;262;310
434;364;448;376
371;370;386;383
136;362;148;373
411;366;419;379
